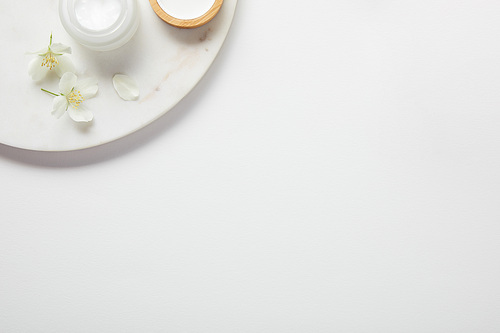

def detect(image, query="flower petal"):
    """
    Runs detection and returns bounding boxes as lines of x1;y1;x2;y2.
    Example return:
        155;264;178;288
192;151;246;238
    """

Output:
51;43;72;54
54;56;76;77
28;57;49;81
51;96;69;119
68;106;93;123
113;74;140;101
76;78;99;99
59;72;78;95
27;47;49;55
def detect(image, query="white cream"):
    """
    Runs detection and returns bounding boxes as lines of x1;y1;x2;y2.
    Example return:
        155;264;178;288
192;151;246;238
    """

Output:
59;0;140;51
74;0;122;31
157;0;216;20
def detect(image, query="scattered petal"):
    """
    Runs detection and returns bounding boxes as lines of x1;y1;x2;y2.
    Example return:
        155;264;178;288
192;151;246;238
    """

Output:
113;74;140;101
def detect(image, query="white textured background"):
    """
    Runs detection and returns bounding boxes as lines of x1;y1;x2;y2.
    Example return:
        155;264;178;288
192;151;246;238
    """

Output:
1;0;500;332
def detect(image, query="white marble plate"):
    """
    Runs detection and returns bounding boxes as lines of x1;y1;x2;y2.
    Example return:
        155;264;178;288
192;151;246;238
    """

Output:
0;0;237;151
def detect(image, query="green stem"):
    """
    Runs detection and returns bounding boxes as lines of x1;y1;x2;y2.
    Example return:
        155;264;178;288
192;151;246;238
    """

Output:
41;88;59;97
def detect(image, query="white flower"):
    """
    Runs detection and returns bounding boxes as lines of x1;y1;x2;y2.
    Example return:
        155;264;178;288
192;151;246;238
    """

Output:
43;72;98;122
28;34;75;81
113;74;140;101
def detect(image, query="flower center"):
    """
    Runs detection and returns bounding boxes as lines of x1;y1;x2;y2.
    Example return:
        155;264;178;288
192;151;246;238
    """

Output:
41;51;59;70
67;90;85;108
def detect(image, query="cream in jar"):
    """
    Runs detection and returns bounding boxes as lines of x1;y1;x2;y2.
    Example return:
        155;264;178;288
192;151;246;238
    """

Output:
59;0;140;51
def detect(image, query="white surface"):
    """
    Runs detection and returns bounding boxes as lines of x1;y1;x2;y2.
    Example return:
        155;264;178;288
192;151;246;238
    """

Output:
1;0;500;332
158;0;216;19
0;0;236;151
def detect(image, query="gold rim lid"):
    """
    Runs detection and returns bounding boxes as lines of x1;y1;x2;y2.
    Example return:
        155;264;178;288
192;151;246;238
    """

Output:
149;0;224;29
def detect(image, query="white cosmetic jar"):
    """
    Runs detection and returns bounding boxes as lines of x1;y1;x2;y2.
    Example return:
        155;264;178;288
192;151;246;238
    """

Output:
59;0;140;51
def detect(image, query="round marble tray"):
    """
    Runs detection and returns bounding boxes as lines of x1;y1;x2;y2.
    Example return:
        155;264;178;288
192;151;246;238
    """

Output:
0;0;237;151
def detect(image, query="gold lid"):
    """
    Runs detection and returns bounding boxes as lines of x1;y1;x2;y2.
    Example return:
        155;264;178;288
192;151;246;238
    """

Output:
149;0;224;29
